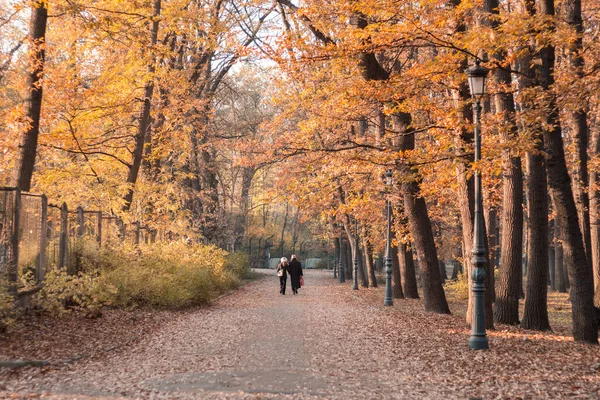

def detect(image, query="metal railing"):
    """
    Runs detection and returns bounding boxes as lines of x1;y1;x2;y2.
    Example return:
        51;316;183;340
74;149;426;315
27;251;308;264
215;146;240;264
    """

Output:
0;186;157;288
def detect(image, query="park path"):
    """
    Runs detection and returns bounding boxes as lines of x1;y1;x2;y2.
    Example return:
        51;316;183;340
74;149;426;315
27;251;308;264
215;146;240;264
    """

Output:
2;269;600;399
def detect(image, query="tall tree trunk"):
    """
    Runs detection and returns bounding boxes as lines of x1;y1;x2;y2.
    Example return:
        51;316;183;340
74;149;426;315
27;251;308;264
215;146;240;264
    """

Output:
200;145;221;242
484;205;498;301
403;187;449;313
333;236;340;279
514;13;550;329
564;0;591;270
450;0;494;329
539;0;598;343
344;238;352;279
395;113;449;313
522;151;551;330
279;202;289;257
236;167;256;250
591;128;600;305
363;230;377;287
555;215;567;293
391;233;404;299
548;217;556;290
549;241;556;291
122;0;161;210
494;154;524;325
15;1;48;191
399;243;419;299
482;0;523;327
357;245;368;287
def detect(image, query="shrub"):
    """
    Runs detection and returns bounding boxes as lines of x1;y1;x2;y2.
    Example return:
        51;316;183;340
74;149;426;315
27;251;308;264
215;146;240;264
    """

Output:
314;258;328;269
29;240;248;314
224;252;250;277
444;272;469;300
0;278;15;332
101;242;244;309
34;269;117;317
104;243;219;308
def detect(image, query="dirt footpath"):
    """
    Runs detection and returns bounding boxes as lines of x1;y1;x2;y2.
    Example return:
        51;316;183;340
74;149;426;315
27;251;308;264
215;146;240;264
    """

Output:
1;269;599;399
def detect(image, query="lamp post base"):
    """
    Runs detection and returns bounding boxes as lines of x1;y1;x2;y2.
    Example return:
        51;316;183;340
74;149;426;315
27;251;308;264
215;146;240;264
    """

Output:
468;335;489;350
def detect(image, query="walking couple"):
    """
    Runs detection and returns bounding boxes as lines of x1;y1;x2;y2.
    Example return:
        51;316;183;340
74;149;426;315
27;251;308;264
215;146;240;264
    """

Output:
276;255;304;295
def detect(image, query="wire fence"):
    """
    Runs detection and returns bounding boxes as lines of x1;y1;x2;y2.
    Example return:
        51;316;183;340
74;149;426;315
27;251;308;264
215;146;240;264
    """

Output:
0;186;158;289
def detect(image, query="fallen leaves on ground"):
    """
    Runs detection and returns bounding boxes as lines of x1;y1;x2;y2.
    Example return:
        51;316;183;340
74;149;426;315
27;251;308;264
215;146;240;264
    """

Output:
0;271;598;399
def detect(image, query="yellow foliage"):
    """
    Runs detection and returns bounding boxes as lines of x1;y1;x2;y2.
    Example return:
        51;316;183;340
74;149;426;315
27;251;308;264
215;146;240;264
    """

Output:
35;269;117;317
31;240;249;313
444;272;469;301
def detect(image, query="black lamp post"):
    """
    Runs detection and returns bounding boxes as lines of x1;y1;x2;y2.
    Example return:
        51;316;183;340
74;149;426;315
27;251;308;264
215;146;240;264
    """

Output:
352;218;359;290
384;170;393;306
339;222;345;283
466;60;489;350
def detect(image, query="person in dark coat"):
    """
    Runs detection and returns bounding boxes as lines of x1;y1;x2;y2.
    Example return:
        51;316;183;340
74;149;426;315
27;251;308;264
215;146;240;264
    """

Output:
276;257;289;295
288;254;303;295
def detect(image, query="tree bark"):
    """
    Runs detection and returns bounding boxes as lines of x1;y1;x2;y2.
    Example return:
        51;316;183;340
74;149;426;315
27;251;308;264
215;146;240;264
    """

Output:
539;0;597;343
279;202;289;257
403;186;449;313
549;241;556;291
591;127;600;305
399;242;419;299
357;245;368;287
395;112;449;313
484;205;497;301
482;0;523;327
554;215;567;293
522;151;551;330
494;153;524;325
391;237;404;299
344;237;352;279
450;0;494;329
15;1;48;191
564;0;591;271
122;0;162;211
333;236;340;279
363;230;377;287
514;17;550;329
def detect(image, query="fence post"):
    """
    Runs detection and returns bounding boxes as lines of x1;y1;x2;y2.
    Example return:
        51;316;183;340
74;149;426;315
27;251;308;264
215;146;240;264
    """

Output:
96;211;102;246
150;229;156;243
7;188;21;293
37;195;48;282
116;218;125;241
77;206;84;237
58;202;68;271
134;221;140;245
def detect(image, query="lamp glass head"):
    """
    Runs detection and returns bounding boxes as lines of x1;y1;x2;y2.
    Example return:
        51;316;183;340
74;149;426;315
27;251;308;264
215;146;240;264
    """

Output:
466;61;489;98
385;170;393;186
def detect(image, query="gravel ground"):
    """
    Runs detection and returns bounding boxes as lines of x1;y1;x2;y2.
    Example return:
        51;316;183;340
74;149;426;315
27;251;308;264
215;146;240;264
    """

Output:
1;269;599;399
